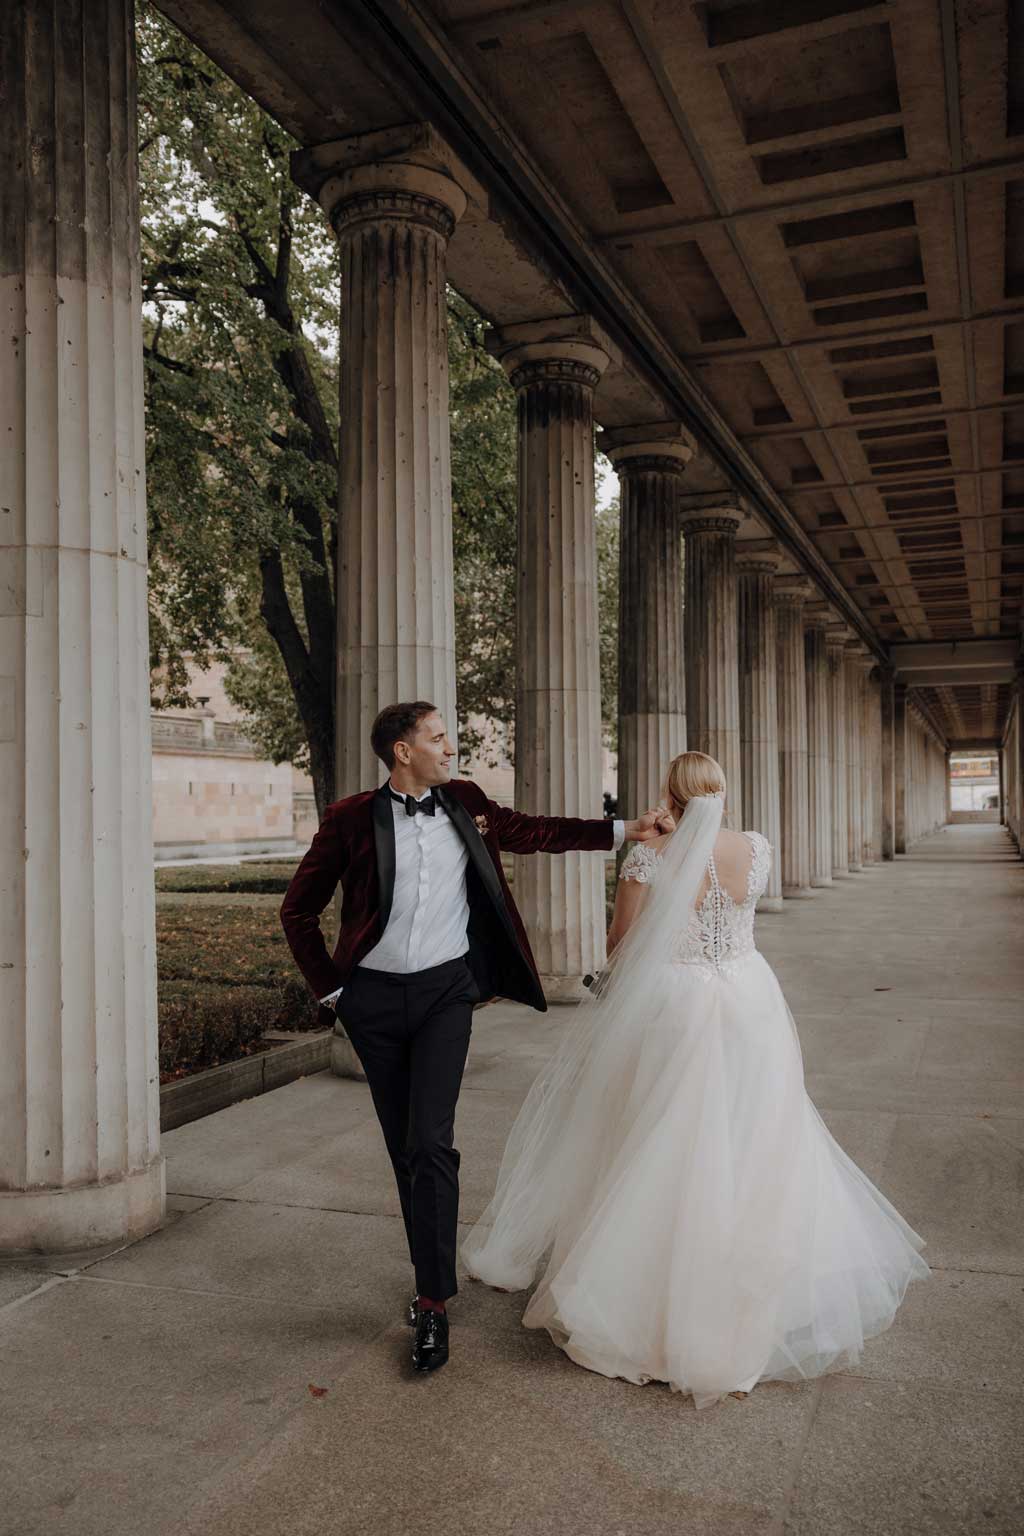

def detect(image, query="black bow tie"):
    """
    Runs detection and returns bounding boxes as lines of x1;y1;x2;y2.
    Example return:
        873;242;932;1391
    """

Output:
391;788;437;817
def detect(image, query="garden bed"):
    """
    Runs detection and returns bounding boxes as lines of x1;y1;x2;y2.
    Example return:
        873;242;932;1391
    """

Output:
157;882;336;1083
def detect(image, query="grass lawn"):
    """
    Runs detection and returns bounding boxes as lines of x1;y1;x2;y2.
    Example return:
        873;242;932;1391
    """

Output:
156;866;335;1083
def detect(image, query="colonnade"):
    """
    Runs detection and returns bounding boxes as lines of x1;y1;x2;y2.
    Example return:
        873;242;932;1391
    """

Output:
1001;667;1024;852
0;42;958;1254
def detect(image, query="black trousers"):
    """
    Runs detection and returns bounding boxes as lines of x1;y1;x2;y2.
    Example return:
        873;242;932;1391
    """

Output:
336;957;478;1301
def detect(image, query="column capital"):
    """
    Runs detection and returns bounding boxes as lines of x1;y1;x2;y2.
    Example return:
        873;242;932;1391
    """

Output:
825;623;854;653
803;600;833;630
678;491;748;533
292;123;481;238
602;421;698;473
486;315;612;390
735;540;784;574
773;574;814;607
679;492;746;538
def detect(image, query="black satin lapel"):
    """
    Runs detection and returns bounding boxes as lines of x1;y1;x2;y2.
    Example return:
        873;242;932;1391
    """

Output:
373;783;396;931
438;789;513;925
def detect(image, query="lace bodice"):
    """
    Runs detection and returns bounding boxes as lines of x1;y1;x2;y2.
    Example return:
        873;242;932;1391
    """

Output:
619;831;772;978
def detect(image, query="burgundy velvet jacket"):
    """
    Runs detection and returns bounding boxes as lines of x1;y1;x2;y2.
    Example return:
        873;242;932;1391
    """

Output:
280;778;614;1013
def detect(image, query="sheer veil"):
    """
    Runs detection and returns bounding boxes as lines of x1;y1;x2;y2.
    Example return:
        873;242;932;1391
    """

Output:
461;793;725;1290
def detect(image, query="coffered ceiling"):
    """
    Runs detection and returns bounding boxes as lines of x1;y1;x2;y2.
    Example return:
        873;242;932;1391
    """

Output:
157;0;1024;742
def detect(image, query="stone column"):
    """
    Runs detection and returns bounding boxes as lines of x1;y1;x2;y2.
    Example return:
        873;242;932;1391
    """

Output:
894;681;909;854
489;318;610;999
774;577;813;897
998;746;1005;826
604;425;695;818
737;546;784;909
679;496;744;828
1014;667;1024;858
857;656;878;864
880;667;896;859
804;611;833;888
944;750;952;824
293;127;477;794
845;645;866;871
0;1;164;1249
826;628;852;876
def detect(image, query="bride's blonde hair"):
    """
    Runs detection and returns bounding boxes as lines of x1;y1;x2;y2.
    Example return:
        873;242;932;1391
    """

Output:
664;751;726;820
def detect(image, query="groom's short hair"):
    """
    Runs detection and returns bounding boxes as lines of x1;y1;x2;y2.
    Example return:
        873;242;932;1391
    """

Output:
371;701;438;769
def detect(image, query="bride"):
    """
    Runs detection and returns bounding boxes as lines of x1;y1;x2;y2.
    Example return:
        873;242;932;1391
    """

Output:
461;751;930;1409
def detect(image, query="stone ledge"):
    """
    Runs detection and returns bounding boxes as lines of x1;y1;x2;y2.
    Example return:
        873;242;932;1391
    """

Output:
159;1032;332;1133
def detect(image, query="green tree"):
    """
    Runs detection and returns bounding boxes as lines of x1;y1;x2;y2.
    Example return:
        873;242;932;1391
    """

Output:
595;491;620;752
137;3;519;809
139;3;339;811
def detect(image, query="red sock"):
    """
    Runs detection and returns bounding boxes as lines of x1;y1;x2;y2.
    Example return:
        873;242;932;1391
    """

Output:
417;1295;446;1313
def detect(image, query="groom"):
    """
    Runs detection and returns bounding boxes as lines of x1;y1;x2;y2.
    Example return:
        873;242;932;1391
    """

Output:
280;701;664;1374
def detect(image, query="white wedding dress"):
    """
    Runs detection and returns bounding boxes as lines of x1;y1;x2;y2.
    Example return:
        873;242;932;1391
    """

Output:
462;820;930;1410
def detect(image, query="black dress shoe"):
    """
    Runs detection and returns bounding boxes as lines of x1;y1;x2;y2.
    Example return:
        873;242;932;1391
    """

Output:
411;1307;449;1373
406;1294;418;1328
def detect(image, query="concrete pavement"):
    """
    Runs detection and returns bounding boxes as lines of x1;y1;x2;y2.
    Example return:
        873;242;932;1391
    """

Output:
2;824;1022;1534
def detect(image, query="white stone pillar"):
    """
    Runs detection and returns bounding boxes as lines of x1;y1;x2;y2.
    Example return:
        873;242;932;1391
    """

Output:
826;628;851;877
880;667;896;860
0;1;164;1250
804;611;833;888
293;128;475;794
845;645;866;871
679;496;744;828
489;318;610;1000
1013;667;1024;858
860;661;879;862
604;425;695;818
774;577;813;897
894;682;909;854
737;546;784;909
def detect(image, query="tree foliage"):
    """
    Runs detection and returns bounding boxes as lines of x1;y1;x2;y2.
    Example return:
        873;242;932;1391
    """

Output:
137;3;616;802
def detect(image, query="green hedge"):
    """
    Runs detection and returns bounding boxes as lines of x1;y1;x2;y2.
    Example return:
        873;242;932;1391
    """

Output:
155;859;300;895
157;900;330;1081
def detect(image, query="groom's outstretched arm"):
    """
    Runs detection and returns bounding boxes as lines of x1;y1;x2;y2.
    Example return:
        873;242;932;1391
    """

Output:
487;800;616;857
485;801;664;857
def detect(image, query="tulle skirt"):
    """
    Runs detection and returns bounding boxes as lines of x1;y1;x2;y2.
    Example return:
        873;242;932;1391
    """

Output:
461;952;930;1410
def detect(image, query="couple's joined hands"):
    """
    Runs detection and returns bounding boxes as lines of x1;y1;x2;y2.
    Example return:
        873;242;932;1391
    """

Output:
624;807;676;844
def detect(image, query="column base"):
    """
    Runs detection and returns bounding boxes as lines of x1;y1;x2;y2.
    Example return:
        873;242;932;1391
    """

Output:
782;885;818;899
831;868;853;878
0;1158;165;1254
331;1027;367;1081
540;974;591;1005
756;895;785;913
848;860;864;872
810;876;834;888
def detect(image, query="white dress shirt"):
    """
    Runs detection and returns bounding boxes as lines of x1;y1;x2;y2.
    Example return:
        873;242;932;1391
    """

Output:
321;787;625;1005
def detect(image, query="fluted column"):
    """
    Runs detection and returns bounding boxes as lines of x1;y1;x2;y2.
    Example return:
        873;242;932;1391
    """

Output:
775;578;813;897
880;667;896;859
0;2;164;1249
605;425;695;818
737;546;784;909
294;129;474;794
845;645;867;871
826;628;851;877
894;681;909;854
490;319;610;1000
860;660;879;862
679;496;744;828
804;611;833;888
